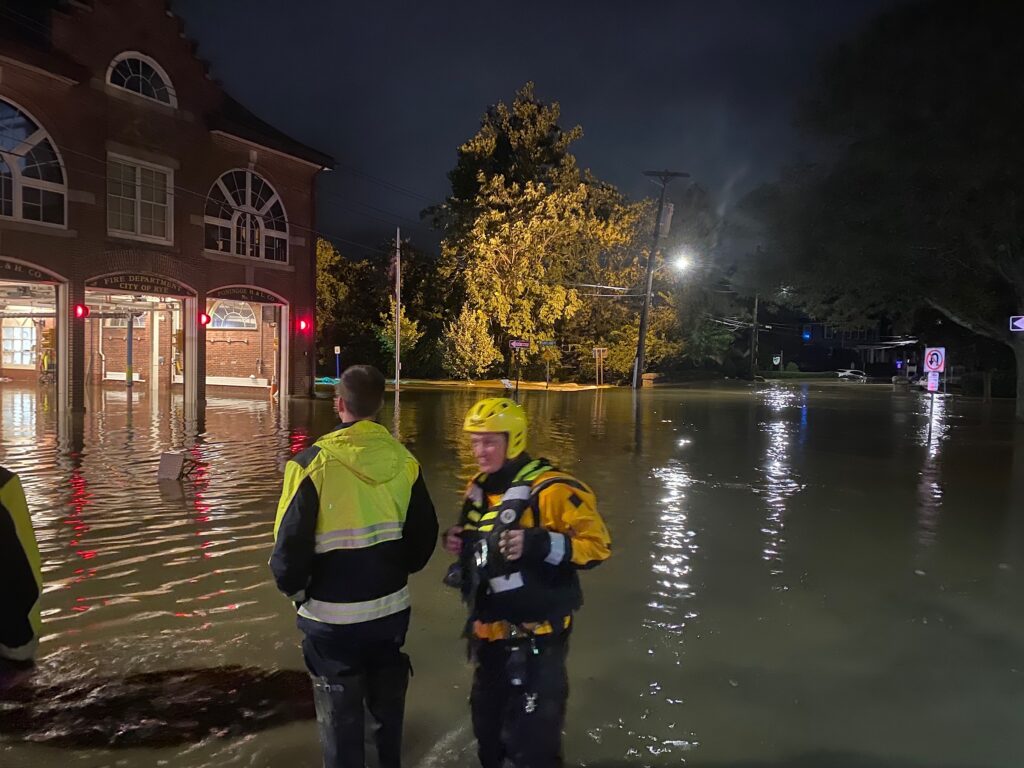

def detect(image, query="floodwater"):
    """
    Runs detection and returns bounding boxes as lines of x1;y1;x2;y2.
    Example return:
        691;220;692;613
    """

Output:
1;382;1023;768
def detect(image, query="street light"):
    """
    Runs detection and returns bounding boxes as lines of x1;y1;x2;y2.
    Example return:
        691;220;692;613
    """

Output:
670;253;691;273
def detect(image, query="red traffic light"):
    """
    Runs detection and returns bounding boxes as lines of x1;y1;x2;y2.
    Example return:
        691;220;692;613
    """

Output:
297;318;310;333
74;304;90;319
198;312;211;326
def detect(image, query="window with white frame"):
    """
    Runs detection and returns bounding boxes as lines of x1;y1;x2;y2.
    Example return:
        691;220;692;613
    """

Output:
0;98;66;226
103;313;147;328
2;319;37;367
107;156;172;243
208;300;258;330
204;170;288;263
107;53;177;107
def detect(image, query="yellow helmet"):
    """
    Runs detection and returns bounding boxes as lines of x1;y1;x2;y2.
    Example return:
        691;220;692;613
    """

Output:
463;398;527;458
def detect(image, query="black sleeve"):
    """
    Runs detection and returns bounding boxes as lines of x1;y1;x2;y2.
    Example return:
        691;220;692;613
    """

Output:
402;470;438;574
0;503;38;648
269;475;319;600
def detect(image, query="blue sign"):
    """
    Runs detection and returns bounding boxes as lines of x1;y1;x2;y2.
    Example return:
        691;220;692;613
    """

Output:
1011;316;1024;332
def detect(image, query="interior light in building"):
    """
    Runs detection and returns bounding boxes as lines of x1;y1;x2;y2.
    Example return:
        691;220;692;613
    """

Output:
199;312;211;326
74;304;90;319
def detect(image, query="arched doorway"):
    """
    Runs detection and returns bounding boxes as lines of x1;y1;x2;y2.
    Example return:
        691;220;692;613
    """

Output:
205;285;289;408
84;271;200;423
0;256;68;413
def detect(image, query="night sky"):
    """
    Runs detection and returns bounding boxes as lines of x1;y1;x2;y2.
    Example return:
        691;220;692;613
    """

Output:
170;0;901;260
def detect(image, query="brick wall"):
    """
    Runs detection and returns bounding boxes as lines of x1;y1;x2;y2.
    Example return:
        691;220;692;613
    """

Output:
0;0;322;406
82;310;279;386
206;320;278;382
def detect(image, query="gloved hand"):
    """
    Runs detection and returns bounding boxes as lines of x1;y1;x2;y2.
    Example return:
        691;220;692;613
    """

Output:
500;528;558;563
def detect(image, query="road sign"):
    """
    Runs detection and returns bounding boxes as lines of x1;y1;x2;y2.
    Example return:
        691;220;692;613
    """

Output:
924;347;946;373
927;371;940;392
1011;316;1024;332
333;345;341;355
593;347;608;358
509;339;530;350
772;355;781;366
539;339;557;347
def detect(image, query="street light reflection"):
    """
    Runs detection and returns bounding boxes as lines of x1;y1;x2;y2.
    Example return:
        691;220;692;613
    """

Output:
758;385;805;583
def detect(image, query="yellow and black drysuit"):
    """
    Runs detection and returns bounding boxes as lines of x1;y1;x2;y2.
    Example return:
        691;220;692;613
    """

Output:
452;453;610;768
1;466;41;665
271;420;438;768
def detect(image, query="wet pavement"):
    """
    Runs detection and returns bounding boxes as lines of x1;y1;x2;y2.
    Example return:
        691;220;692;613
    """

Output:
1;382;1023;767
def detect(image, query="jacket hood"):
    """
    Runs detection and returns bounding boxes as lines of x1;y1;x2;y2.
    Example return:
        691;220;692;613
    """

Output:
315;420;406;486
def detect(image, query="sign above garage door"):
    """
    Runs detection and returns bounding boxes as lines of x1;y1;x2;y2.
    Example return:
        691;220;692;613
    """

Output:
86;273;195;297
207;285;283;304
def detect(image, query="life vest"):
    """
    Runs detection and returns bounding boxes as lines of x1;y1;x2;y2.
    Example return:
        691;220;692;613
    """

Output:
459;458;583;628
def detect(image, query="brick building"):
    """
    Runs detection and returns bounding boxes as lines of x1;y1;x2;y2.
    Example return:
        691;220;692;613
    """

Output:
0;0;332;419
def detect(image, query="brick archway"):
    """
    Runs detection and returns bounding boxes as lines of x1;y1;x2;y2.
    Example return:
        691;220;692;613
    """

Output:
96;248;200;294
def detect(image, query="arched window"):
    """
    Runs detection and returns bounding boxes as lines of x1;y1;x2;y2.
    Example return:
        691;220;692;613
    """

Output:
204;170;288;263
0;99;66;226
107;53;177;107
209;300;257;330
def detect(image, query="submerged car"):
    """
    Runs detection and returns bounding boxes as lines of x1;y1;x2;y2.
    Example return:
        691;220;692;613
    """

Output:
836;369;868;382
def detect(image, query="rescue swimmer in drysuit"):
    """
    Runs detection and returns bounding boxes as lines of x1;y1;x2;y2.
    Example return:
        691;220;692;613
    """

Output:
443;397;611;768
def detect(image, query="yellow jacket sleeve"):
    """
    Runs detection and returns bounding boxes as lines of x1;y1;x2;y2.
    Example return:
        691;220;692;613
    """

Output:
535;475;611;568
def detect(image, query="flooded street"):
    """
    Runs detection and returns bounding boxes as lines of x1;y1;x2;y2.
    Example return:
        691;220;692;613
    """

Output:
2;382;1023;768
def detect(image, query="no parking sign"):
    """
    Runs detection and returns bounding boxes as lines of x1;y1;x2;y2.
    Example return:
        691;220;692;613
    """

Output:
924;347;946;373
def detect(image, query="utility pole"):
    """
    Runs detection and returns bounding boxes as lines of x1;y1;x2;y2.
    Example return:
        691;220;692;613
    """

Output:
633;169;689;389
750;292;759;379
394;227;401;393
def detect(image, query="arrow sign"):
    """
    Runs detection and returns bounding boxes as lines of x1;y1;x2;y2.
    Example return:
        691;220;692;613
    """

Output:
1011;316;1024;332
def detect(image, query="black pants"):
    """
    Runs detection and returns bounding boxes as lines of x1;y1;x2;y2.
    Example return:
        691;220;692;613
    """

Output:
302;630;411;768
471;635;569;768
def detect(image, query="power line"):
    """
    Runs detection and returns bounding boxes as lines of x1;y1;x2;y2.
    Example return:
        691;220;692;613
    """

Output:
0;6;52;37
337;163;434;203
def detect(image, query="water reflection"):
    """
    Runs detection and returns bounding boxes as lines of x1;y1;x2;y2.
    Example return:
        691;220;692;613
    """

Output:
0;665;313;747
590;388;607;439
0;383;1021;767
646;461;698;637
623;458;700;760
758;386;804;583
915;394;949;550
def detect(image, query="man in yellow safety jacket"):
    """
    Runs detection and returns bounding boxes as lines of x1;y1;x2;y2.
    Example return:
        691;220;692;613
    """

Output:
1;465;42;667
443;397;611;768
271;365;438;768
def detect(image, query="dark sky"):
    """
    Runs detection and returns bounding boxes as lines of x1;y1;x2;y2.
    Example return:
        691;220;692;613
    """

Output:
171;0;900;259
